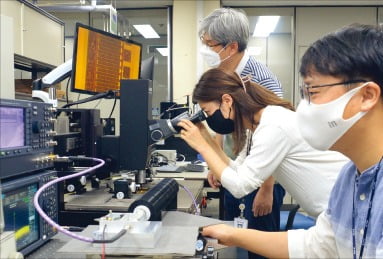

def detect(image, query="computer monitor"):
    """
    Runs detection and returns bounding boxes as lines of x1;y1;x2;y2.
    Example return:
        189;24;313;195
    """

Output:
140;55;155;81
71;23;142;95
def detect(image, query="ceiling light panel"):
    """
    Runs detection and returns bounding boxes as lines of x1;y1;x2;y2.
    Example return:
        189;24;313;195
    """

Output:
133;24;160;39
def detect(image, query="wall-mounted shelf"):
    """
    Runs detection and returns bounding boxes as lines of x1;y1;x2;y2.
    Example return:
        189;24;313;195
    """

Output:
14;54;55;79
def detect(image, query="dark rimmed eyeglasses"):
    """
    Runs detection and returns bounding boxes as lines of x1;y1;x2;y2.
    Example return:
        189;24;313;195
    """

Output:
199;35;222;48
207;43;221;48
299;79;367;104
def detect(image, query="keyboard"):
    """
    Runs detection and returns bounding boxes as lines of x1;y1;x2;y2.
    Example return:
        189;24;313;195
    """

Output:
156;163;206;173
184;163;205;172
156;164;185;173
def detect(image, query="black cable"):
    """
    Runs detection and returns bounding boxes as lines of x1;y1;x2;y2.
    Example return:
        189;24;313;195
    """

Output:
108;94;118;119
61;90;117;108
92;229;127;244
63;226;84;232
159;103;177;117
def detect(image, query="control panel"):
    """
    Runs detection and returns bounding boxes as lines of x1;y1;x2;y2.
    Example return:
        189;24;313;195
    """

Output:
38;172;58;242
0;99;57;179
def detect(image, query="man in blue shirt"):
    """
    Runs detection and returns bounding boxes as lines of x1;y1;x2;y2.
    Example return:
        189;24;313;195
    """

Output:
201;23;383;259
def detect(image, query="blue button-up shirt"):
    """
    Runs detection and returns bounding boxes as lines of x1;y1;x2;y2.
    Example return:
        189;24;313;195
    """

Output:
288;160;383;258
329;160;383;258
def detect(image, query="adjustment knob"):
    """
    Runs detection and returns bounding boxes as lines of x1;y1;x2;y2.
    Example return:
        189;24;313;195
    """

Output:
67;184;75;193
116;192;125;200
151;129;164;142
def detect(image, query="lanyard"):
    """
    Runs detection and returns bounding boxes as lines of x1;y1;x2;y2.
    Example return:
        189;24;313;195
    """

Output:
239;132;253;218
352;157;382;259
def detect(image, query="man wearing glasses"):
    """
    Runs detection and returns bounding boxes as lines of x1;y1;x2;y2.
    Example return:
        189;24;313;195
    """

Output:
201;23;383;259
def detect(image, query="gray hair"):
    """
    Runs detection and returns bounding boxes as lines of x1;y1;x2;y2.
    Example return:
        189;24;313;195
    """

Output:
199;8;249;52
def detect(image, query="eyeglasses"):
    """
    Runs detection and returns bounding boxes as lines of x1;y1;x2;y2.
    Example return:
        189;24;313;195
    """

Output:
299;79;367;104
207;43;221;48
199;35;222;48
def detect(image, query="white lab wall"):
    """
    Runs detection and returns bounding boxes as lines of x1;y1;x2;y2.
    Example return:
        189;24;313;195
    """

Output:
172;0;199;100
22;7;64;66
0;15;15;99
1;1;22;56
1;0;64;66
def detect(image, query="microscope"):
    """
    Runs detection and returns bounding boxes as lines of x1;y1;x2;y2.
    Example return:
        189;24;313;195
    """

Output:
109;109;207;199
149;109;207;142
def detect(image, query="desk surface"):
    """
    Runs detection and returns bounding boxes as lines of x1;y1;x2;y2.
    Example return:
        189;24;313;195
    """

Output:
27;211;225;258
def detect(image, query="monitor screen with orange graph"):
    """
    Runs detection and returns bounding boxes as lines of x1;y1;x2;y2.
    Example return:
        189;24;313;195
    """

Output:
71;23;142;95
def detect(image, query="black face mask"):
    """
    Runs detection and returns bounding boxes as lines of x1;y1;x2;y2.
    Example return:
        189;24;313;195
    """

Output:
206;108;235;134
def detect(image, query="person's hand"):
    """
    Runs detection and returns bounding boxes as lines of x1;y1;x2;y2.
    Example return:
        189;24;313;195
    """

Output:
252;186;273;217
207;171;221;189
196;121;207;130
200;224;236;246
177;119;208;152
196;122;215;141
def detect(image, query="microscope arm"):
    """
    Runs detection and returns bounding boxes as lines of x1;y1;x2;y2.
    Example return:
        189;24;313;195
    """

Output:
32;59;73;107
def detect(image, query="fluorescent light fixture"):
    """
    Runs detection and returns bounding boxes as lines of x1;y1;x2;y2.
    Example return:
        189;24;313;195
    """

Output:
156;47;168;56
253;16;280;38
133;24;160;39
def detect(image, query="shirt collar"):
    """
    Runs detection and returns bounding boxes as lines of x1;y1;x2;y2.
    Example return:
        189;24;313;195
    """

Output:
235;50;249;75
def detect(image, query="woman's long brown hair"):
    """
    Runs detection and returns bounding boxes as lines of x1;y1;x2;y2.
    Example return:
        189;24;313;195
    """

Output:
193;68;294;155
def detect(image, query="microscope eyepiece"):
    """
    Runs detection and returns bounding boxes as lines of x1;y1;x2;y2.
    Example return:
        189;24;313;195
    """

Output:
170;110;207;132
149;110;207;142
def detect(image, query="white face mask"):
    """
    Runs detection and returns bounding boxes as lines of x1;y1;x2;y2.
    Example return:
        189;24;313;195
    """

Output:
296;83;368;151
200;44;230;68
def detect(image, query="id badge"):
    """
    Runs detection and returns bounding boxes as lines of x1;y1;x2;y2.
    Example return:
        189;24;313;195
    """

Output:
234;217;248;228
234;202;248;228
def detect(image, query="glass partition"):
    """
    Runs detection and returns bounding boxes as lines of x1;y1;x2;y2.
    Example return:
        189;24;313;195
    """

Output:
119;8;170;115
232;7;295;103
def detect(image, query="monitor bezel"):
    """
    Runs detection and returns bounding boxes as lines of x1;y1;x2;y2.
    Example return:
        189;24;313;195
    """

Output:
70;23;143;96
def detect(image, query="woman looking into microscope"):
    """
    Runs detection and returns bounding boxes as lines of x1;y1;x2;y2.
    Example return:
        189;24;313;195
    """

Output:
177;68;348;218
